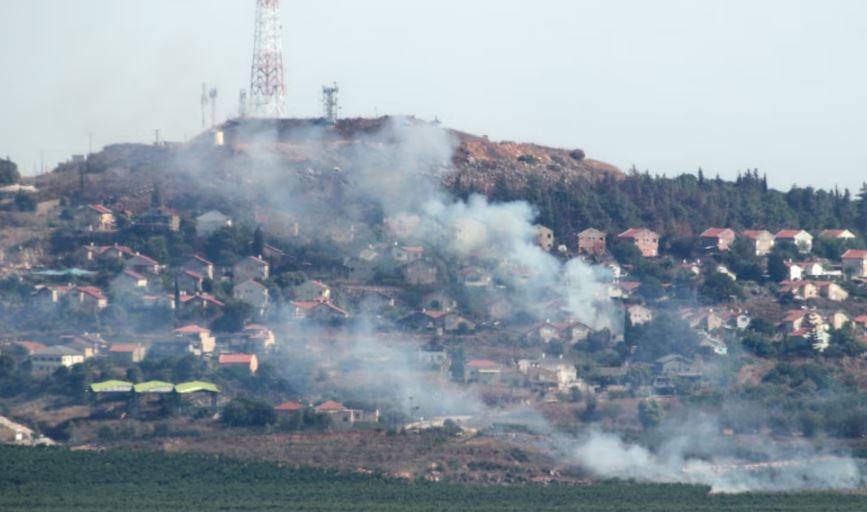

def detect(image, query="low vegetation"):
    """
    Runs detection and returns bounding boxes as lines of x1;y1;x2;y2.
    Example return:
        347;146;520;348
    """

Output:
1;447;865;511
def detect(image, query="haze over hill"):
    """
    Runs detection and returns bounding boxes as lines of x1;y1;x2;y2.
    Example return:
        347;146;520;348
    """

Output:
3;1;867;190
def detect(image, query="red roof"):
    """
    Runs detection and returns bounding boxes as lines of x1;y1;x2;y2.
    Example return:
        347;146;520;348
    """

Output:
109;343;139;353
88;204;113;214
309;280;329;289
130;253;160;266
854;315;867;325
700;228;733;238
180;293;224;307
783;310;809;322
124;270;146;280
401;246;424;253
245;256;268;266
743;229;772;240
219;354;254;365
184;270;204;280
97;244;136;257
190;254;213;266
820;229;852;238
175;324;209;334
790;328;810;338
275;401;306;412
776;229;807;239
619;281;642;291
76;286;106;300
618;228;656;239
842;249;867;260
423;310;449;319
467;359;499;368
15;340;46;353
315;400;346;412
292;300;321;311
292;300;348;316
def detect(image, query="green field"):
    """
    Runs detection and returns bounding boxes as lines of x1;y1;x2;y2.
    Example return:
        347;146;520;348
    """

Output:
0;446;865;511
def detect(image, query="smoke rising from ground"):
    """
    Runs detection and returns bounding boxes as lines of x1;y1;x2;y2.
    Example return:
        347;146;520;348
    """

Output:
189;117;863;493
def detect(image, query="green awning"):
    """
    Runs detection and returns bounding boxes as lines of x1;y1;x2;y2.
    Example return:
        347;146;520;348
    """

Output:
134;381;175;393
90;380;134;393
174;381;219;394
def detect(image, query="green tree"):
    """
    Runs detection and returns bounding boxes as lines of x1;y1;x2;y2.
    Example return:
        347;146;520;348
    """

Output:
638;399;665;431
767;253;788;282
628;312;700;362
221;398;276;427
610;240;642;267
14;191;36;212
0;158;19;185
212;299;253;332
252;227;265;257
699;272;743;304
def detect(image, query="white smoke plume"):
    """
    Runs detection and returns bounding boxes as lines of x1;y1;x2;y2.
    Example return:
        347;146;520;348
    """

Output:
178;116;863;493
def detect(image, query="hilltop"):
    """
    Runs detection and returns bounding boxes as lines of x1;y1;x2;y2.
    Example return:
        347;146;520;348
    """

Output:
27;116;619;217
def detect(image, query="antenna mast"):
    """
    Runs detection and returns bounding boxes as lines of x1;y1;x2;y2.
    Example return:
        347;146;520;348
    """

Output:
238;89;249;118
322;83;340;124
209;88;218;128
200;83;209;129
249;0;287;118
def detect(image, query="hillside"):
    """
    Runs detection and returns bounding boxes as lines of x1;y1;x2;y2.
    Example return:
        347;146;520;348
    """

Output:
28;116;619;219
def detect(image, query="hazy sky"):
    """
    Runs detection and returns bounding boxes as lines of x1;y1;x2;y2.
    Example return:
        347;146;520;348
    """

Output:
2;0;866;190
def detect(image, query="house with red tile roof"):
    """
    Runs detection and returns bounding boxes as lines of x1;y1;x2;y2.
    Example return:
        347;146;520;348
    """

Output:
176;270;205;294
742;230;775;256
780;310;810;333
65;286;108;310
218;353;258;374
577;228;607;256
275;401;306;412
81;204;116;232
819;229;857;241
233;256;269;283
179;293;225;315
815;281;849;302
114;270;148;294
274;401;306;423
775;229;813;253
80;243;136;262
291;299;350;321
700;228;736;252
617;228;659;257
234;279;269;313
183;255;214;280
174;324;216;353
398;310;475;333
107;343;147;365
13;340;47;355
842;249;867;277
292;280;331;302
392;245;424;263
125;253;162;276
779;280;818;301
464;359;503;384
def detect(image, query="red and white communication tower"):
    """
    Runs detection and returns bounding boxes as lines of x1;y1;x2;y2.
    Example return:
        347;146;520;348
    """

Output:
249;0;287;118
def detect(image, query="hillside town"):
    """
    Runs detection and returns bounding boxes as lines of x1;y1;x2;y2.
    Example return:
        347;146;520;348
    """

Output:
3;170;867;444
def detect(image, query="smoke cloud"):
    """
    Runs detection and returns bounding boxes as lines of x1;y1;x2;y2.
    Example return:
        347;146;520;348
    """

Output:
177;117;863;493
